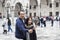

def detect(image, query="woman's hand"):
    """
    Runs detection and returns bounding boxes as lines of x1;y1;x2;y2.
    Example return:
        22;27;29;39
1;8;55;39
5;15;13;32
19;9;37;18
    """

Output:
28;29;33;33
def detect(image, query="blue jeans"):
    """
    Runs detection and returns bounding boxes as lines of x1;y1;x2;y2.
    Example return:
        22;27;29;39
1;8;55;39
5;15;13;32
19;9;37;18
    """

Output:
8;25;13;32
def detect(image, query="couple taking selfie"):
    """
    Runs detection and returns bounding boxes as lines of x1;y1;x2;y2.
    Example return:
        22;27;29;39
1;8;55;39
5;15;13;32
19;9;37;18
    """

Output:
15;11;37;40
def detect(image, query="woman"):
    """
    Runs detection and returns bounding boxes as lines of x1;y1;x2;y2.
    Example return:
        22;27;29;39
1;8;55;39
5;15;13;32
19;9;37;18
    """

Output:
2;18;8;34
25;17;37;40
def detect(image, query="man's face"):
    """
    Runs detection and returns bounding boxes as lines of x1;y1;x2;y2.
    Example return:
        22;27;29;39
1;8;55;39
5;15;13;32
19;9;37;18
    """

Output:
20;12;25;19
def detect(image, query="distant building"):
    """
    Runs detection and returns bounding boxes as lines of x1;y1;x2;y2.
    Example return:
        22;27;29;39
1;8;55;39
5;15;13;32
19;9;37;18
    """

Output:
28;0;40;17
0;0;60;18
0;0;29;18
40;0;60;17
29;0;60;17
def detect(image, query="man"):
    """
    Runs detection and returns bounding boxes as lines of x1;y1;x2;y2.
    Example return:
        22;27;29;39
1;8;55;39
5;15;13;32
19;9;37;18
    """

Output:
40;17;44;27
43;17;46;27
15;11;33;40
7;18;13;32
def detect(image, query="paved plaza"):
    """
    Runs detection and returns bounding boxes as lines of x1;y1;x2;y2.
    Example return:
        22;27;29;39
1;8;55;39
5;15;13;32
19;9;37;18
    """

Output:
0;19;60;40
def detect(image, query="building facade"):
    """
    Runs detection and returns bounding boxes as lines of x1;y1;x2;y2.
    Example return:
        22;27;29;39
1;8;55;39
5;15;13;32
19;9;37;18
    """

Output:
0;0;29;18
0;0;60;18
40;0;60;17
28;0;40;17
29;0;60;17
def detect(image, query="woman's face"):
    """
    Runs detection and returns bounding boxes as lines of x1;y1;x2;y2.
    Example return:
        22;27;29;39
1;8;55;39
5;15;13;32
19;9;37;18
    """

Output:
28;18;32;24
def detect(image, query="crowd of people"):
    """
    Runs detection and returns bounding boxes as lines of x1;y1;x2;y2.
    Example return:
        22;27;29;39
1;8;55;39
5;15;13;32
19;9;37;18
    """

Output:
1;10;60;40
32;15;60;28
40;16;60;27
15;11;60;40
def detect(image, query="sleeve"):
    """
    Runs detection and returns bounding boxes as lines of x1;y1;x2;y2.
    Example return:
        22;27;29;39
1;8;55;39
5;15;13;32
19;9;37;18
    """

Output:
16;21;28;32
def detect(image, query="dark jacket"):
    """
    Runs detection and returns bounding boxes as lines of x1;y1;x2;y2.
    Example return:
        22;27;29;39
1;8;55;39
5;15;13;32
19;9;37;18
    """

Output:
40;18;43;23
8;19;11;26
15;18;28;39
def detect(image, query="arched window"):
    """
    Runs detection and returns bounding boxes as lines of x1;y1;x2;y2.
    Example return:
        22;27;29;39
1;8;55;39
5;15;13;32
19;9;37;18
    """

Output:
15;2;22;17
30;5;31;9
34;5;36;9
56;2;59;7
49;12;52;16
29;13;32;17
56;11;59;16
34;12;36;17
50;3;52;8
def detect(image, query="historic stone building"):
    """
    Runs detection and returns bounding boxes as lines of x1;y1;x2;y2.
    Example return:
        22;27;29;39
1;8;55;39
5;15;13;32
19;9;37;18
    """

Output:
0;0;60;18
0;0;29;25
29;0;60;17
40;0;60;17
28;0;40;17
0;0;29;18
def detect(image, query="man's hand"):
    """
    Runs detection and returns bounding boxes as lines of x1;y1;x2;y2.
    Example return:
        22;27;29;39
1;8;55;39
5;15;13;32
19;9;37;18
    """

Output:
28;29;33;33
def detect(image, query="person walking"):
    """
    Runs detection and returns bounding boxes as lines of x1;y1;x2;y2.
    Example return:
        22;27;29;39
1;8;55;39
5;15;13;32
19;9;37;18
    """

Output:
40;17;44;27
7;18;13;32
51;16;54;27
2;18;8;34
43;17;46;27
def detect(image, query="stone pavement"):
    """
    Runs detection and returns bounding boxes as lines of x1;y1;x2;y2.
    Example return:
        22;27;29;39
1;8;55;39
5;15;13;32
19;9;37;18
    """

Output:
0;20;60;40
37;21;60;40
